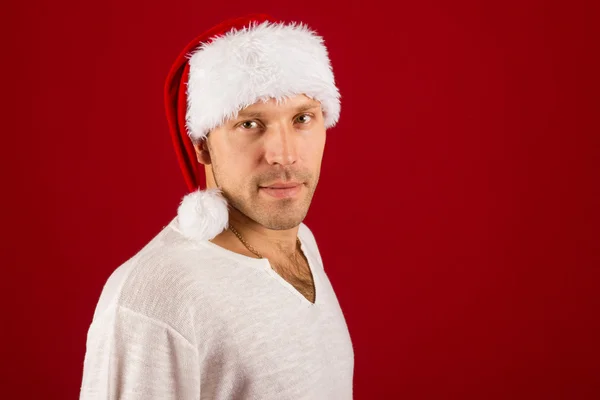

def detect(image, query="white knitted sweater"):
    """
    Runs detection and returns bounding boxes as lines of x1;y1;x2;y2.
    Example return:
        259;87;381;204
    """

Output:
79;218;354;399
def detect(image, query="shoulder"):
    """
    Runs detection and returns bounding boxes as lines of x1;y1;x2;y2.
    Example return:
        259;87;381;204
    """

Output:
89;218;225;338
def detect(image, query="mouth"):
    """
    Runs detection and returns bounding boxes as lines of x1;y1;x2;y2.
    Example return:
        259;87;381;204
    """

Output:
259;182;303;199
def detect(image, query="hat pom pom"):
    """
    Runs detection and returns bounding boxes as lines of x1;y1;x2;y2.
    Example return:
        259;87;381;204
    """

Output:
177;188;229;241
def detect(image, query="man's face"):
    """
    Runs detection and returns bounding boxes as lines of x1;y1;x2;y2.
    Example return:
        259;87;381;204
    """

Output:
195;94;327;230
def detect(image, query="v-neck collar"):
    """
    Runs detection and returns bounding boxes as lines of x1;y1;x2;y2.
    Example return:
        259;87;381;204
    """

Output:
169;220;321;307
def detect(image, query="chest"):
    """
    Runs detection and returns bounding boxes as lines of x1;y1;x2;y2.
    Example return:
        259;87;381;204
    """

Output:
269;257;316;304
198;296;354;399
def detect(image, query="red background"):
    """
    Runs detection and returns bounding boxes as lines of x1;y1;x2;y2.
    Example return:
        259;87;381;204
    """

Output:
2;0;599;399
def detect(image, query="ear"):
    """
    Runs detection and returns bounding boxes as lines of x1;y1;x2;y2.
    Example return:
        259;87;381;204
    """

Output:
193;138;212;165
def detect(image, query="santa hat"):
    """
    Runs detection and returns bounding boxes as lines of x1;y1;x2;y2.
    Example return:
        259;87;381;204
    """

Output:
164;13;340;242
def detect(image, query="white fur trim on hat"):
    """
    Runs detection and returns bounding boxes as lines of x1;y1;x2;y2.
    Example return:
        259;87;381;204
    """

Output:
185;20;340;140
177;188;230;241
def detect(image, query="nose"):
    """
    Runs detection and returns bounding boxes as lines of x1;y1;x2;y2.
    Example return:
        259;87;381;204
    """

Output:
264;122;298;166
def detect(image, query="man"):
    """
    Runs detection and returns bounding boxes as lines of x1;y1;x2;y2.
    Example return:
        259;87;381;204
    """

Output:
80;13;354;400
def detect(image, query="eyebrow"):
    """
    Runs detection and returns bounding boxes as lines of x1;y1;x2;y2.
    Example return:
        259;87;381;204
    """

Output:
237;102;322;119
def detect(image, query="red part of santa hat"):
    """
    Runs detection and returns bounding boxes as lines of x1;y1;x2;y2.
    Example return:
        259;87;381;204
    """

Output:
164;14;275;192
164;14;340;193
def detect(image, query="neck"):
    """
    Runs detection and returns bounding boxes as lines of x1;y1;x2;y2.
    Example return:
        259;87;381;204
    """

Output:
212;207;301;259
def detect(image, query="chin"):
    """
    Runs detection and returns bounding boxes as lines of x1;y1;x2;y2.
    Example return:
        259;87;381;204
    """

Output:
226;187;313;229
261;218;304;231
254;205;309;230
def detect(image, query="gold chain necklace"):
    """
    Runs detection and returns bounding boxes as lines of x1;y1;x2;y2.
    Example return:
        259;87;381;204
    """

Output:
229;224;301;259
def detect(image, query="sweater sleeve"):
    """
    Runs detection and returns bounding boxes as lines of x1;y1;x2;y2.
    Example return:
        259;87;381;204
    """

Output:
80;303;201;400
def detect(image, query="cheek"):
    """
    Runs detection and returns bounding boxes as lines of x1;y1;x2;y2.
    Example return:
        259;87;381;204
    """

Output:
304;132;326;162
220;155;257;186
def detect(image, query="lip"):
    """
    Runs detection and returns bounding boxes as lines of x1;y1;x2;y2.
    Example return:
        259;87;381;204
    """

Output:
260;181;303;189
259;182;303;199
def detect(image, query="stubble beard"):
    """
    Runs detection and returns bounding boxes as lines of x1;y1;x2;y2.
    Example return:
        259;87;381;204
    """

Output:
212;162;319;230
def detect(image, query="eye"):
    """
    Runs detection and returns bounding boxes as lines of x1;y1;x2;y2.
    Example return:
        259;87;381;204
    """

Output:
239;120;259;130
295;113;313;124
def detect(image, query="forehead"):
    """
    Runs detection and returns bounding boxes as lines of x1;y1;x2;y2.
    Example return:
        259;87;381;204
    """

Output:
237;94;322;117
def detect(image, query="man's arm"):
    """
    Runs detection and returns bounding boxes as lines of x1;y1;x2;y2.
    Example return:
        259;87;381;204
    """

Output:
80;303;200;399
